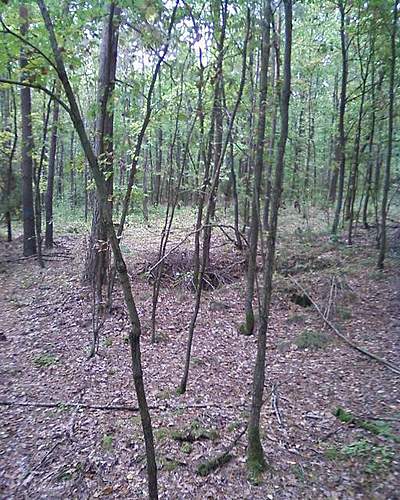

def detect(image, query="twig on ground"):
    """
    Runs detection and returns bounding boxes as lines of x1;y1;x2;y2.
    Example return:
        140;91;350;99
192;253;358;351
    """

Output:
271;383;283;426
287;276;400;376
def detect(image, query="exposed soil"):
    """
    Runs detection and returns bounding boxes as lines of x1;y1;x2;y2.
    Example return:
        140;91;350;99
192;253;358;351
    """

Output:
0;212;399;499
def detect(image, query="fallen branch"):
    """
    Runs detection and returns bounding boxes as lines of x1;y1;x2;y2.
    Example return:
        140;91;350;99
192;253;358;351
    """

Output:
196;424;247;477
288;276;400;376
0;399;246;413
146;225;205;275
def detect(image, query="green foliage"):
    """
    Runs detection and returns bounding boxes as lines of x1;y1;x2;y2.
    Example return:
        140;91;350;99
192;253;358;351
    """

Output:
334;407;400;442
101;434;114;451
180;442;192;454
171;420;218;442
196;453;232;477
325;439;394;474
34;353;58;368
294;329;330;349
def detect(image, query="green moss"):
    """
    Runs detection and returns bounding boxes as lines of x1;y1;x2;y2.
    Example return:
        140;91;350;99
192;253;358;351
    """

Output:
103;337;113;347
325;439;394;474
336;305;352;321
239;310;255;336
196;453;232;476
334;407;399;442
172;420;218;442
294;330;330;349
180;442;193;454
34;353;58;368
101;434;113;451
159;457;181;472
247;427;266;485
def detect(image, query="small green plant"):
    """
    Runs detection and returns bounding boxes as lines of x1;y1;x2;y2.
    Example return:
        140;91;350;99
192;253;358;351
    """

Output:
159;457;181;472
334;407;399;442
103;337;113;347
34;353;58;368
155;427;171;441
180;442;193;454
227;420;241;433
292;464;305;482
336;305;352;320
156;388;172;400
101;434;114;450
294;330;330;349
326;439;394;474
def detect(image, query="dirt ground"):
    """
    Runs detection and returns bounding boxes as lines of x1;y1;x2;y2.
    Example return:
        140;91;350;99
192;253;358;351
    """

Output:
0;210;399;499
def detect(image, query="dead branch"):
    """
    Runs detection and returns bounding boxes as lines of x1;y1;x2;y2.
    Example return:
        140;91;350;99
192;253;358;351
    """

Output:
146;225;205;275
288;276;400;376
0;400;246;413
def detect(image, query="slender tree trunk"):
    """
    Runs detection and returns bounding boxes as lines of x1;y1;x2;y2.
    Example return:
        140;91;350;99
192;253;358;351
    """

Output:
328;73;339;202
45;85;60;248
247;0;292;472
3;85;17;242
263;34;279;228
229;138;242;249
377;0;398;269
38;2;158;496
332;1;348;235
243;0;272;336
19;4;36;256
362;61;376;229
180;4;249;393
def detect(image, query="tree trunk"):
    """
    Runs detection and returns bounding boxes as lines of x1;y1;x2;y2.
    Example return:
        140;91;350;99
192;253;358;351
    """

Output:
38;2;158;497
332;1;348;236
83;3;120;285
247;0;292;472
45;85;60;248
243;0;272;336
377;0;398;269
19;4;36;256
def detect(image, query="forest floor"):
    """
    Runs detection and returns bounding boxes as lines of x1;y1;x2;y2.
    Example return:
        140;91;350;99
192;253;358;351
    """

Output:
0;208;399;499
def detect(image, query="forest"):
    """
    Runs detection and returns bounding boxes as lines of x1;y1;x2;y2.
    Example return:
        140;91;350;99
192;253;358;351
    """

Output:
0;0;399;498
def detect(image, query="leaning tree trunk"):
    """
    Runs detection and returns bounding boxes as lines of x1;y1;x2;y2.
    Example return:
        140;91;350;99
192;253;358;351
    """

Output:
247;0;292;473
19;4;36;256
38;1;158;497
377;0;398;269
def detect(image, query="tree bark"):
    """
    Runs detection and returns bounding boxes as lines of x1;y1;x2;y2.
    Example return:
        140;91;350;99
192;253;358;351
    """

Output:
19;4;36;256
332;1;348;235
37;2;158;497
83;3;120;285
45;84;60;248
243;0;272;336
247;0;292;472
377;0;398;269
